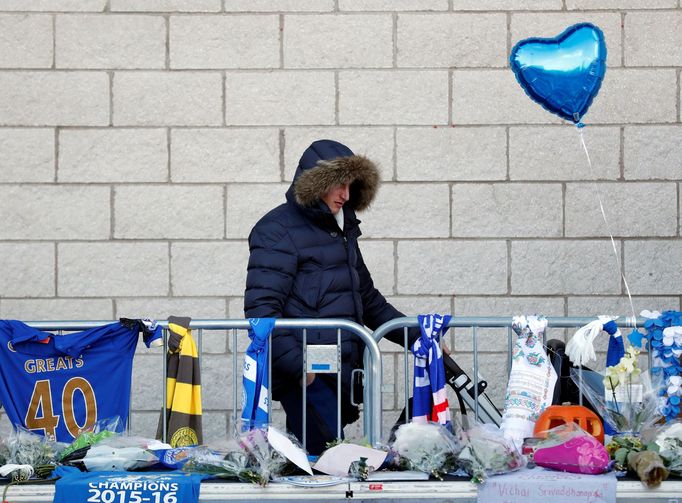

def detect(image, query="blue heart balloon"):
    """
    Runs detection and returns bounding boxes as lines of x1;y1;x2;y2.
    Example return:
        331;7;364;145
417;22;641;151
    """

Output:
510;23;607;124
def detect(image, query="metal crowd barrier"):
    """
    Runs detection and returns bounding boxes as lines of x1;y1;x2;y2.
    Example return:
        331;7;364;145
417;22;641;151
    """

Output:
365;315;645;442
25;318;383;448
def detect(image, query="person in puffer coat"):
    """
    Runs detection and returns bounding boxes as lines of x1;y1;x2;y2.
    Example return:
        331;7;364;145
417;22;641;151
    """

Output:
244;139;418;454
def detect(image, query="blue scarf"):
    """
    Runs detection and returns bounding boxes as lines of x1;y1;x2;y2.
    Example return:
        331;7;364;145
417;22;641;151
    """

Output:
603;319;624;367
411;314;452;428
603;319;624;436
241;318;275;430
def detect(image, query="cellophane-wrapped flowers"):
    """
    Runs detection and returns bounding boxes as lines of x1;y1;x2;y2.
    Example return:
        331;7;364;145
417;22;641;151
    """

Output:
0;427;64;479
571;347;662;435
653;421;682;476
457;423;525;483
181;427;294;486
390;422;461;480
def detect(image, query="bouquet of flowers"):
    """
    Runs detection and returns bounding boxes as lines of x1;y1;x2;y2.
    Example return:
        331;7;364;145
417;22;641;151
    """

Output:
238;427;296;483
456;423;524;483
76;438;160;472
602;419;682;487
571;347;662;435
389;422;461;480
57;416;123;463
182;444;263;484
650;421;682;476
1;431;56;503
182;427;295;486
605;434;669;487
572;346;671;486
0;436;7;466
0;428;64;481
532;423;610;475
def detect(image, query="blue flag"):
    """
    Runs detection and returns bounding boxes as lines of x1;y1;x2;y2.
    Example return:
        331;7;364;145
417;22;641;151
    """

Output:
241;318;275;430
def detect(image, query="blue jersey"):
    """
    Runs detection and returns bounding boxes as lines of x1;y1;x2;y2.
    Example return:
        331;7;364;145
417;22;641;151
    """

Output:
0;319;161;442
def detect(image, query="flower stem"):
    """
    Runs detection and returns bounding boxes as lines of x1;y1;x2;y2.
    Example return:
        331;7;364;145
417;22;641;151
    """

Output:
608;377;620;414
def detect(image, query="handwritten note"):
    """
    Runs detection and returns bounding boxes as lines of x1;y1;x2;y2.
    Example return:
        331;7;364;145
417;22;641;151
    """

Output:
478;467;616;503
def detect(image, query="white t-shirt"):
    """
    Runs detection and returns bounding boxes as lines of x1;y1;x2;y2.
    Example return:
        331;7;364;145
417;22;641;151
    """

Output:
334;207;344;231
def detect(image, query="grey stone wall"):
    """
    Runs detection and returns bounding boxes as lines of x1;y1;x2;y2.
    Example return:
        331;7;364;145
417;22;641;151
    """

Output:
0;0;680;442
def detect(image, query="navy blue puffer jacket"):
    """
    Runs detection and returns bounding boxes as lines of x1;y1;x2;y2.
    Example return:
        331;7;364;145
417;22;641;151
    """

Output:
244;140;416;419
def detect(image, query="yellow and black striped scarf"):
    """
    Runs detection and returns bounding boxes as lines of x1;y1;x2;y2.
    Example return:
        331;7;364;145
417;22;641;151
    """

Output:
157;316;202;446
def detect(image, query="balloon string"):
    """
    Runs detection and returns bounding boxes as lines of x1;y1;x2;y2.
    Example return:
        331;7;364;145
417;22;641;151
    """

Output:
577;126;637;330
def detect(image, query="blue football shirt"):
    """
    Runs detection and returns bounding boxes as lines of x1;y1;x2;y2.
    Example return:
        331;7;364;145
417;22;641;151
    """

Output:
0;319;161;442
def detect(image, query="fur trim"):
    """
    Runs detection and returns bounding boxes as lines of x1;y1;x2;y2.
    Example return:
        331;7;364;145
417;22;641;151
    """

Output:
294;155;379;211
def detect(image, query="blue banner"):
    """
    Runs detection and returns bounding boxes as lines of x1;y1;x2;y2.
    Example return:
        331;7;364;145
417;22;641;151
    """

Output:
54;470;203;503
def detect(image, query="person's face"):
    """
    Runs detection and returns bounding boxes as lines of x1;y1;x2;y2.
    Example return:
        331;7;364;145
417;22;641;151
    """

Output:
321;182;351;215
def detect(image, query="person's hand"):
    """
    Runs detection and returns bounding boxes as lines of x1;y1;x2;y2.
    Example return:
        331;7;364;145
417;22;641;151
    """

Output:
441;342;451;355
301;373;316;386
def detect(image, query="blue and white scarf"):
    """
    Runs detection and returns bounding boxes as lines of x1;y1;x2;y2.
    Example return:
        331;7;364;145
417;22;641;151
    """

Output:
603;319;624;367
241;318;275;430
412;314;452;428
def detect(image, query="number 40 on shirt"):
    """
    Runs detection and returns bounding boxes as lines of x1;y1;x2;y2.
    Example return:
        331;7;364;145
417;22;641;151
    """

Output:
0;320;162;442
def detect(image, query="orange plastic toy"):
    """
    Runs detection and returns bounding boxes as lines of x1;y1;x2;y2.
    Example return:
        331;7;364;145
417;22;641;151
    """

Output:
533;404;604;444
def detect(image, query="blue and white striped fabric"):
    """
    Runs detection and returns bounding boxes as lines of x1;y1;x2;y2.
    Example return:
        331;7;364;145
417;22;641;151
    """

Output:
241;318;275;430
411;314;452;428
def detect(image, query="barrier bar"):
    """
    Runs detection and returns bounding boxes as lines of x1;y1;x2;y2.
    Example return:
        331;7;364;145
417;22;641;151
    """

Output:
366;316;646;439
25;319;381;446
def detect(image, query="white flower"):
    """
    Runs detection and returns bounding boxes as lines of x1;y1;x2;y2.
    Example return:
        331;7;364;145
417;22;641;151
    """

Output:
392;423;460;477
656;422;682;450
603;347;642;388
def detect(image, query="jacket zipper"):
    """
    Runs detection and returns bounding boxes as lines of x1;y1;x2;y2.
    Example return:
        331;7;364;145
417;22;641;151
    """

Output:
342;233;360;323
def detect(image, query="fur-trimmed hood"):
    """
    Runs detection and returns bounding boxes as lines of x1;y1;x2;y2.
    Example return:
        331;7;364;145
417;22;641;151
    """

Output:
287;140;379;212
